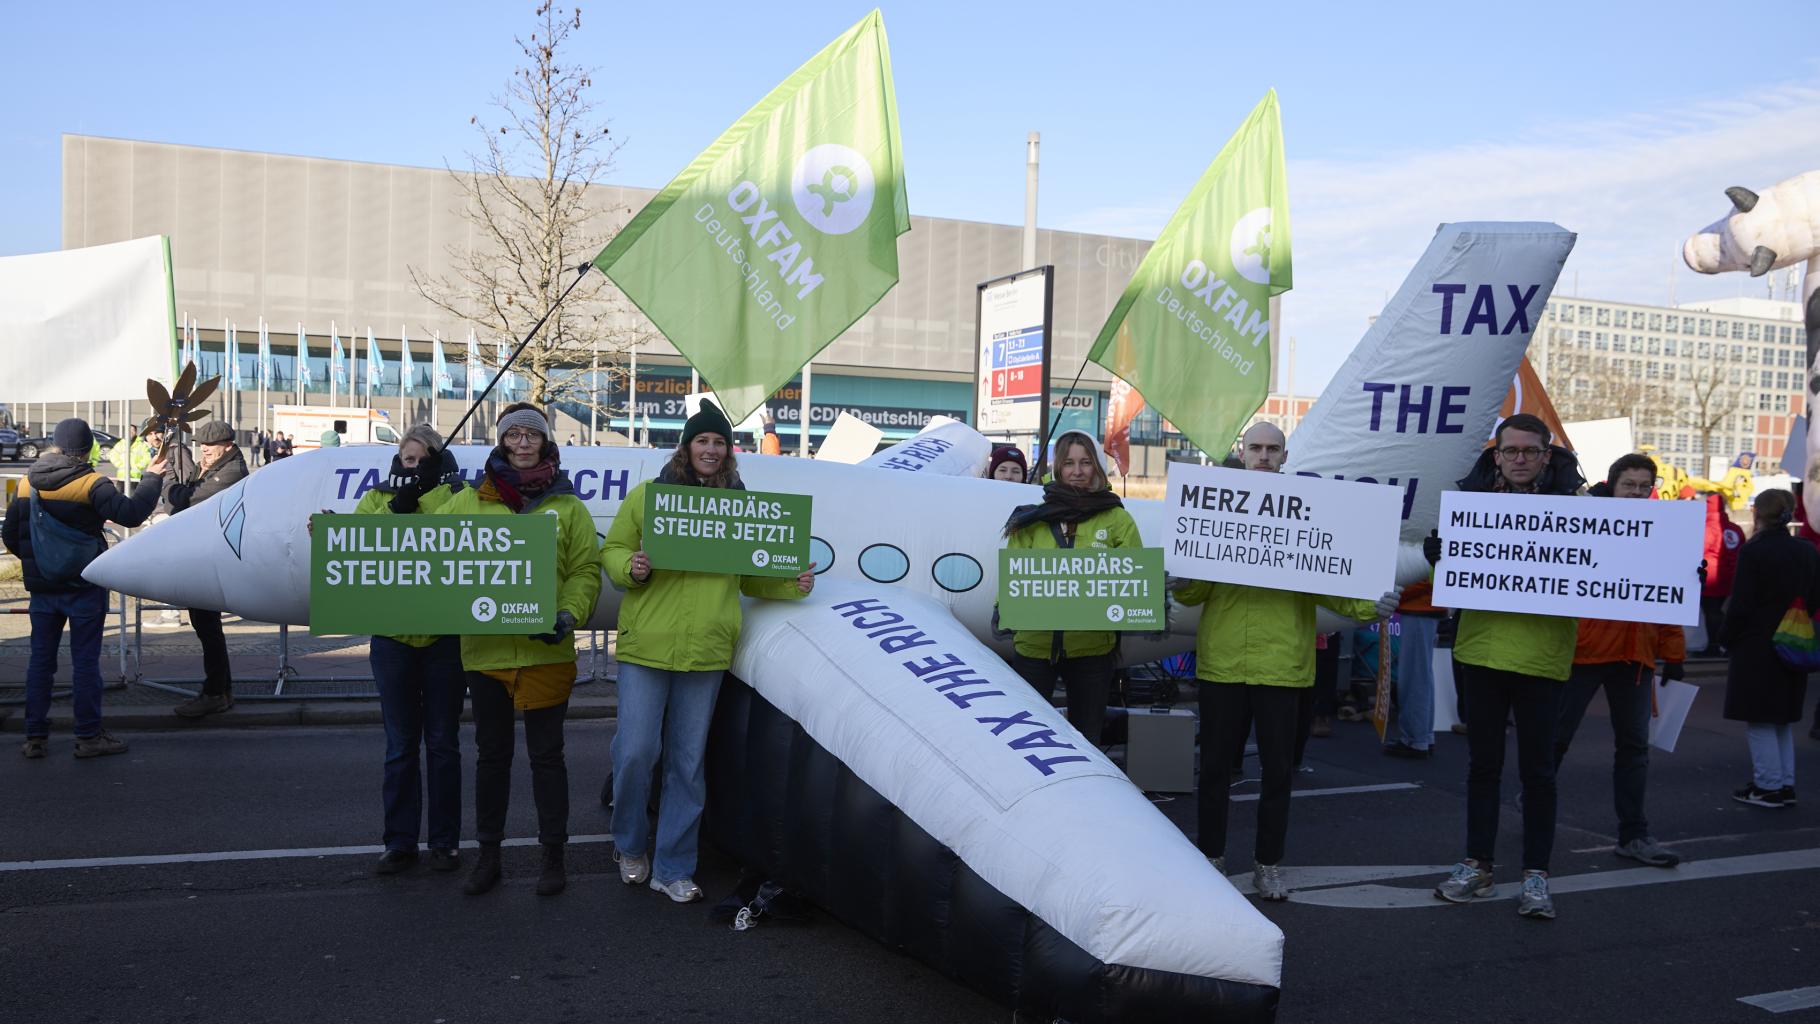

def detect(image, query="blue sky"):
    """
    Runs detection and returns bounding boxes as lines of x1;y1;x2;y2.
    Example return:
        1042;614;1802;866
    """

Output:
5;0;1819;392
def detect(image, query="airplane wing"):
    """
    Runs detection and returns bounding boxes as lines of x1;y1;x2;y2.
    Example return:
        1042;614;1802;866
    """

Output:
708;579;1281;1023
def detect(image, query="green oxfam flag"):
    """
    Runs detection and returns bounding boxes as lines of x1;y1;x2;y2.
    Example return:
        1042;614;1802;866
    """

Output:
1087;91;1290;458
593;10;910;426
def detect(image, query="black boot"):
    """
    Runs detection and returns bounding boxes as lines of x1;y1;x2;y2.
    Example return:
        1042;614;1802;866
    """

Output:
464;842;502;895
536;842;567;896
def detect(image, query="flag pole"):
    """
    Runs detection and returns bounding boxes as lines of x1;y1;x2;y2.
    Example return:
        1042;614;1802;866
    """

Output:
443;264;592;450
1031;358;1091;484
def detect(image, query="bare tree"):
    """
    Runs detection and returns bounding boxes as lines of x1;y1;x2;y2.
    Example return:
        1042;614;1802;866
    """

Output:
1678;360;1747;469
409;1;651;425
1541;344;1664;433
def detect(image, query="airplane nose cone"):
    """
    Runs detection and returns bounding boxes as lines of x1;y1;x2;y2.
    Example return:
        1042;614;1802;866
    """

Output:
84;461;315;625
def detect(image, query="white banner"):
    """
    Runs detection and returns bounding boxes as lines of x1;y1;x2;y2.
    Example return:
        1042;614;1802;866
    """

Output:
0;236;176;402
1281;223;1575;543
1432;492;1704;626
1163;462;1402;600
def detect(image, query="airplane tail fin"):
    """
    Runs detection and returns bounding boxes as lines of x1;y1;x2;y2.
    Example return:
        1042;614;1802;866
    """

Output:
1283;222;1576;545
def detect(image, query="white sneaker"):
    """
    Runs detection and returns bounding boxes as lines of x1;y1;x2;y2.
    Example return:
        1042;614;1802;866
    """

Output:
649;876;704;903
1253;862;1288;901
614;850;649;885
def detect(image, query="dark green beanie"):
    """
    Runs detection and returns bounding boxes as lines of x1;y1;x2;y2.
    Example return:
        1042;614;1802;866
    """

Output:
681;400;734;448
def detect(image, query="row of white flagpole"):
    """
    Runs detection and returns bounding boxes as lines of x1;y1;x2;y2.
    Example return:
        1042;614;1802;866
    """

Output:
177;313;526;443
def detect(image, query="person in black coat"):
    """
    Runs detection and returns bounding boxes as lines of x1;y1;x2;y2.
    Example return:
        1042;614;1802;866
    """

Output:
2;419;165;758
1720;489;1815;808
160;420;250;719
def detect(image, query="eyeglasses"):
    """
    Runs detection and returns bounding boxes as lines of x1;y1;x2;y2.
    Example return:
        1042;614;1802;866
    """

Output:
502;430;543;446
1496;446;1547;461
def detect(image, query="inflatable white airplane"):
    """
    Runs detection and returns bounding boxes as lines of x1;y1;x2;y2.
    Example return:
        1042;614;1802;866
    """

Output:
84;220;1573;1023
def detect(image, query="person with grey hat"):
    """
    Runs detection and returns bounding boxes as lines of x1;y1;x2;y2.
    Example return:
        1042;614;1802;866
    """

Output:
440;403;603;897
161;419;249;719
4;418;167;759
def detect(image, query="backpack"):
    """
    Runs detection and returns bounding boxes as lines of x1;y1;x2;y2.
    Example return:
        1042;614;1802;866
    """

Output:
1770;597;1820;669
27;484;105;587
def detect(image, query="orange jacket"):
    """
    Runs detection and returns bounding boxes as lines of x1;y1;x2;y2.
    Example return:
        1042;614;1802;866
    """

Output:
1572;617;1686;667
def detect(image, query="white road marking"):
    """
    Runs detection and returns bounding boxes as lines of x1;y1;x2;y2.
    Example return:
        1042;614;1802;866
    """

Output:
1287;847;1820;909
1230;782;1421;803
1739;985;1820;1014
1571;825;1820;854
0;834;616;873
1226;864;1456;895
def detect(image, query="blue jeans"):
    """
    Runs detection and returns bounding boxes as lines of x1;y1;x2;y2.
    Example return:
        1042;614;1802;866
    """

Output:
1746;723;1796;790
370;637;467;851
1394;615;1438;750
611;662;723;883
26;587;109;739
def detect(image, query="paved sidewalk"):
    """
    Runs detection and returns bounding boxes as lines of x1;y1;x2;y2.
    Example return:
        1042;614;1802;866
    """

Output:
1;581;619;732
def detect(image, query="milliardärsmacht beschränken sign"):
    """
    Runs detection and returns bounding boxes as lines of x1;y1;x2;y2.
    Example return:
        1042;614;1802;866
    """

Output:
1431;492;1703;626
643;484;812;577
309;514;557;635
1163;462;1402;600
997;548;1167;631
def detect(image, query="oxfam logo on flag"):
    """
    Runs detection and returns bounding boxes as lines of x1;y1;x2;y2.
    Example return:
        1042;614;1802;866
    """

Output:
751;549;771;568
1105;605;1126;624
471;597;498;623
791;144;875;236
1229;207;1274;286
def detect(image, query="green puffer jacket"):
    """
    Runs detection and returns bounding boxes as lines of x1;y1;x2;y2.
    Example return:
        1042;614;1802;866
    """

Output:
353;483;461;649
1005;506;1143;661
603;480;804;673
1175;582;1377;687
440;482;603;672
1453;609;1578;681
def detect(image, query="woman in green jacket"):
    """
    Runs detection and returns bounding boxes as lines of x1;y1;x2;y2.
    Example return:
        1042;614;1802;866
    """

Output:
601;402;813;903
1001;430;1140;749
441;404;603;898
352;425;467;876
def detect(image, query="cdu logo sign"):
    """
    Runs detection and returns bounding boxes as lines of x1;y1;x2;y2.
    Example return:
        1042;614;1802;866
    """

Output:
471;596;498;623
791;144;874;235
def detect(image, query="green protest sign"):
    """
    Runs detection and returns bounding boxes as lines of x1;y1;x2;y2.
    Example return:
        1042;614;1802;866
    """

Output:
309;514;557;635
997;548;1167;631
644;484;812;577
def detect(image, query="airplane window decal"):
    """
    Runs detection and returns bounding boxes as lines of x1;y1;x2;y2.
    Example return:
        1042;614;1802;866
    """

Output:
858;543;909;584
809;536;834;575
931;553;982;593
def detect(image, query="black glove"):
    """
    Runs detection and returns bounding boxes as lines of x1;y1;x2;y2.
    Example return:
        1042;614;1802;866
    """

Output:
386;451;443;514
1696;560;1708;586
1422;529;1442;566
1661;661;1684;681
533;610;578;645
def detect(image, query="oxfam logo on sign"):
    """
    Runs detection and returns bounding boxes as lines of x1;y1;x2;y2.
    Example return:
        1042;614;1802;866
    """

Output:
1229;207;1274;286
751;549;771;568
1105;605;1126;624
791;144;875;236
471;597;498;623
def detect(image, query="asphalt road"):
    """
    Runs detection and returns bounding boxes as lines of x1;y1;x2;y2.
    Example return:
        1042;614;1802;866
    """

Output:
3;672;1816;1023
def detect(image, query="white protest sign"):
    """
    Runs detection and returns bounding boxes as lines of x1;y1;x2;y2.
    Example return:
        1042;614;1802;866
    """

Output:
1432;492;1703;626
1648;676;1699;754
1163;462;1402;600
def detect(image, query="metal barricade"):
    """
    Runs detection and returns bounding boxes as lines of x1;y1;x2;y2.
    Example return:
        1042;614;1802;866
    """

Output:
126;595;608;700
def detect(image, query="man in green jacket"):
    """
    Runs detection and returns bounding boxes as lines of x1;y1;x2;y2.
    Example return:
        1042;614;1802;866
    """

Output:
1427;412;1586;921
1177;422;1400;901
